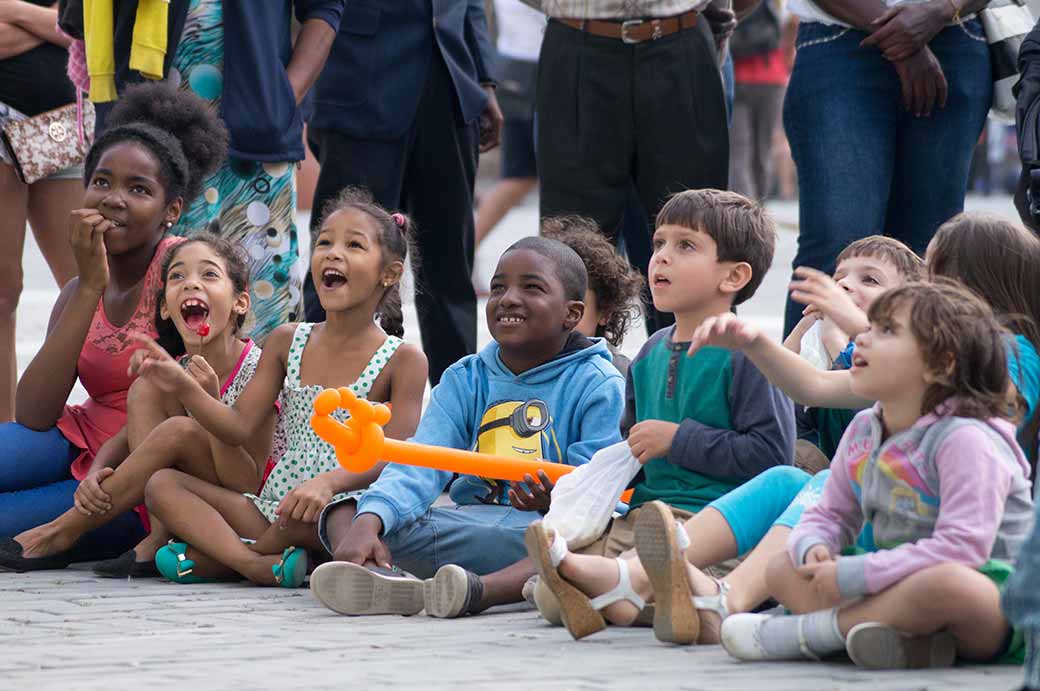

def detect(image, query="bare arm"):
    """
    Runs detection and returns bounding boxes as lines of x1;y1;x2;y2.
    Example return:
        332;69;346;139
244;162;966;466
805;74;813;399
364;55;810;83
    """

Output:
1;2;69;46
0;21;42;58
286;17;336;105
783;314;818;354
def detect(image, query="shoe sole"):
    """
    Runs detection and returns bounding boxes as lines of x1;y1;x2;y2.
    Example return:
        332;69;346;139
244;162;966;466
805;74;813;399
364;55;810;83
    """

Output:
524;521;605;640
846;622;957;669
423;565;469;618
310;562;424;616
634;501;699;645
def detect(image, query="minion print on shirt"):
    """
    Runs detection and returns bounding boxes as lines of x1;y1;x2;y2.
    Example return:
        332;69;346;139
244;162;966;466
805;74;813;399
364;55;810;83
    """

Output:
447;399;563;505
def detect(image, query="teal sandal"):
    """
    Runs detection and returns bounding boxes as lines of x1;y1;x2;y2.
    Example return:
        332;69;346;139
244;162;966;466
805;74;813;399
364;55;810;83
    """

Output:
272;546;308;588
155;540;213;584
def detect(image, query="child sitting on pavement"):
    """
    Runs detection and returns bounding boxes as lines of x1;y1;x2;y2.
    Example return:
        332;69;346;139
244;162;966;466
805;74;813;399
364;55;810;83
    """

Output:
526;188;796;640
308;236;626;617
541;216;644;378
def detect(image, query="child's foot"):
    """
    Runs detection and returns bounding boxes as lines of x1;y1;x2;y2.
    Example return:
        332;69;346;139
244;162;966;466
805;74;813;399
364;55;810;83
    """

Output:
845;622;956;669
634;500;700;644
423;564;485;618
721;610;846;661
310;561;424;616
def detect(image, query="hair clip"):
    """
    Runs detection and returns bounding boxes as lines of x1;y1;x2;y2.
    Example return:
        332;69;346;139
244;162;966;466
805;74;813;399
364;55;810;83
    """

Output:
391;213;405;228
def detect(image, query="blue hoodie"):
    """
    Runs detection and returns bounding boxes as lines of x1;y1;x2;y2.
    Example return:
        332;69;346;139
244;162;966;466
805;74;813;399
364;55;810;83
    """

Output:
356;336;625;536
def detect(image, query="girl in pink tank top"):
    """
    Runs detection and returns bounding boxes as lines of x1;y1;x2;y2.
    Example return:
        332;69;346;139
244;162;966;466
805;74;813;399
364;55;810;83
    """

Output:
0;83;227;566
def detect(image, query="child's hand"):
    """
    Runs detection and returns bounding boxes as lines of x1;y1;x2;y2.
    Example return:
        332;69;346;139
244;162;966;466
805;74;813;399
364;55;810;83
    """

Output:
509;471;554;513
185;355;220;399
275;475;335;525
687;313;762;357
628;420;680;464
790;267;867;337
68;209;113;295
335;513;393;570
797;558;841;603
73;467;113;516
128;335;191;394
804;544;834;564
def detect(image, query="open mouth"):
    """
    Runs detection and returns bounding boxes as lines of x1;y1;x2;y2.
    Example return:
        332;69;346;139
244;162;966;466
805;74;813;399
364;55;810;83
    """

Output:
180;298;210;331
103;216;127;228
652;274;671;287
851;354;868;368
497;314;526;326
321;267;347;289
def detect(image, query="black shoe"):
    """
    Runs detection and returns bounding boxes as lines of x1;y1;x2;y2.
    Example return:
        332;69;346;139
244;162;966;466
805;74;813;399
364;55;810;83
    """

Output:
93;549;160;579
0;537;72;573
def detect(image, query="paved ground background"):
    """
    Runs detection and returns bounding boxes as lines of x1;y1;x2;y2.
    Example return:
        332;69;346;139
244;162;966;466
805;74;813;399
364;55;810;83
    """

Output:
4;193;1027;690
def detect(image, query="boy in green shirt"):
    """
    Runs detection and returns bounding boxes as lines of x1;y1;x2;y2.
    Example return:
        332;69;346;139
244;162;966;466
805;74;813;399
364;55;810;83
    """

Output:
528;188;796;638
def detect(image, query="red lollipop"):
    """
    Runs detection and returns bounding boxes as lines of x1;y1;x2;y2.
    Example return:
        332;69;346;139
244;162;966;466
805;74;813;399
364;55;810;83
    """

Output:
196;322;211;337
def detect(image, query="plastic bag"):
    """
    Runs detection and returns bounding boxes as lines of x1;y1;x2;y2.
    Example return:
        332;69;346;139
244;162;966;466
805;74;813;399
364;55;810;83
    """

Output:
799;320;832;371
542;440;642;550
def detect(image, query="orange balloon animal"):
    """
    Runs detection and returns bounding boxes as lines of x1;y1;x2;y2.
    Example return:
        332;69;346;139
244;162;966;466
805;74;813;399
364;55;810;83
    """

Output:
311;387;585;484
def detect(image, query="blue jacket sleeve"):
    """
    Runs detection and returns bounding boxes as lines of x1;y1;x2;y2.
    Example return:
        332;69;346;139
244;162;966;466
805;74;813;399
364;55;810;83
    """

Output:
564;374;626;466
355;367;474;536
666;352;795;480
294;0;345;30
465;0;496;84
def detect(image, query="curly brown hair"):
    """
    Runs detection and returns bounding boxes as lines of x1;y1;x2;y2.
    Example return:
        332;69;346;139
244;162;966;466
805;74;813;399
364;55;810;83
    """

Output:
867;280;1015;421
541;216;644;347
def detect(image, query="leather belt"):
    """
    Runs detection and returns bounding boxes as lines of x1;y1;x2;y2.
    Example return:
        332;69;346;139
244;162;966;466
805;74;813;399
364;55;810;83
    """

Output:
557;10;699;44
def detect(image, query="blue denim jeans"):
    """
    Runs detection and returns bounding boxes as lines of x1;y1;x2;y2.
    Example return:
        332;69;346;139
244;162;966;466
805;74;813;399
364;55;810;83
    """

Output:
781;20;992;334
0;423;146;562
382;504;537;579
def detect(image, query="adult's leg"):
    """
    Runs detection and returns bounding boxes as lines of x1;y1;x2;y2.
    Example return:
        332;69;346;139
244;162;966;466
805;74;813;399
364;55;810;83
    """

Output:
26;177;80;287
884;21;992;256
144;468;282;583
633;22;728;332
303;128;408;322
729;84;756;198
781;24;897;335
750;84;785;201
0;423;77;499
0;164;28;422
475;118;537;247
403;50;479;385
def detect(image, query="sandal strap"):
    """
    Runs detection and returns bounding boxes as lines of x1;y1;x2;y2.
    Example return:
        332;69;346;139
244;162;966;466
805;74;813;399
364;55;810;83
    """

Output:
692;577;731;619
548;529;569;568
589;558;647;612
797;616;822;661
171;544;194;578
272;546;294;585
675;520;691;551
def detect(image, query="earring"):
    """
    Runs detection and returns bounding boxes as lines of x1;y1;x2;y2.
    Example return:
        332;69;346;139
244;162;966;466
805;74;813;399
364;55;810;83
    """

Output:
165;221;173;229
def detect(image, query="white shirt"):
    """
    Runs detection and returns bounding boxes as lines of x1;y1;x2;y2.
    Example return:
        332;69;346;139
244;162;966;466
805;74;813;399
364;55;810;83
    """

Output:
494;0;548;61
787;0;929;28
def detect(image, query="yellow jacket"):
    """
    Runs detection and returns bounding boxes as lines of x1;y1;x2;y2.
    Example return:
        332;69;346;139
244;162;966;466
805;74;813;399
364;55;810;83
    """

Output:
84;0;169;102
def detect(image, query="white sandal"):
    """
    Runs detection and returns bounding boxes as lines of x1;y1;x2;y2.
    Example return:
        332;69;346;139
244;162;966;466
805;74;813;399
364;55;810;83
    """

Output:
524;521;645;640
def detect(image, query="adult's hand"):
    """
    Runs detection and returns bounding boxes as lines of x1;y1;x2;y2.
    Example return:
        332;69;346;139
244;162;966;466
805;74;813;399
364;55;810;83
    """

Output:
861;2;951;62
478;85;504;153
703;4;738;49
892;46;947;117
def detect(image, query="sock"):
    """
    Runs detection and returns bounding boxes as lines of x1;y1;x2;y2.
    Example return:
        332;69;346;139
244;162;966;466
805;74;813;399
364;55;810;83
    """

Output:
462;569;485;615
756;608;846;659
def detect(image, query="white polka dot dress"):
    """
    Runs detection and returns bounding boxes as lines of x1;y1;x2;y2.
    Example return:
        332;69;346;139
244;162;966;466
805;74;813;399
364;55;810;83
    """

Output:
244;323;402;523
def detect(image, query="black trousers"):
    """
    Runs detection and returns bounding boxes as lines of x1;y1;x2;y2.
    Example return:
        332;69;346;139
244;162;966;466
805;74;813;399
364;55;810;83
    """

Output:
537;19;729;334
304;52;479;386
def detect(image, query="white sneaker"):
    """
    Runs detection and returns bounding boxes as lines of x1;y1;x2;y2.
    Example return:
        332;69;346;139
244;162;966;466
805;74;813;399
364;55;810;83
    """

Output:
845;622;956;669
310;562;424;616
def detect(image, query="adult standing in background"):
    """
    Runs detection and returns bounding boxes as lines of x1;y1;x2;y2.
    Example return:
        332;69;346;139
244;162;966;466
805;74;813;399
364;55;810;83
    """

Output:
0;1;81;422
531;0;732;335
780;0;991;335
304;1;502;386
86;0;343;340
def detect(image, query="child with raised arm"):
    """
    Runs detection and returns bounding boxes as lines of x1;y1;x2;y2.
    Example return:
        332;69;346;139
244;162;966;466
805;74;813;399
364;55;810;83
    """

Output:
721;282;1032;669
0;83;225;564
308;236;626;617
524;189;795;640
0;236;281;577
132;189;427;587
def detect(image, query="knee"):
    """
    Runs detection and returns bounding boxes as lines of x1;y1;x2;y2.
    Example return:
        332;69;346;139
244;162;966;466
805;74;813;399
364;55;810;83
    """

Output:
127;376;163;410
903;563;986;605
766;465;813;499
151;416;206;445
144;467;181;511
0;268;25;318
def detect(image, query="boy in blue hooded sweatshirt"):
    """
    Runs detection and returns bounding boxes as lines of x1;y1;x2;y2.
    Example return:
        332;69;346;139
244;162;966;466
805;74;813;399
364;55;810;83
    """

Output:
309;236;626;617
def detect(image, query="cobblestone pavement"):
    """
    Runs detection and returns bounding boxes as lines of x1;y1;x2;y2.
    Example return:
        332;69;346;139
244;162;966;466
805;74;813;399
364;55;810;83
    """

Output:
4;195;1027;690
0;568;1022;691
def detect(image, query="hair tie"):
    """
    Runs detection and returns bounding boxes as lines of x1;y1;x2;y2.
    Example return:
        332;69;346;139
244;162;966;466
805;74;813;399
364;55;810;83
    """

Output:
391;213;405;228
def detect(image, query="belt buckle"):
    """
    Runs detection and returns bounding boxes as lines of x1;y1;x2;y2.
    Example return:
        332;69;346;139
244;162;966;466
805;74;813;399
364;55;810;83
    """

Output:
621;19;644;43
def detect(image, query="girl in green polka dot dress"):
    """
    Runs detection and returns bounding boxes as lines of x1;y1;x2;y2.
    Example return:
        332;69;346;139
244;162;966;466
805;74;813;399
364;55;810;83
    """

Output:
132;189;429;588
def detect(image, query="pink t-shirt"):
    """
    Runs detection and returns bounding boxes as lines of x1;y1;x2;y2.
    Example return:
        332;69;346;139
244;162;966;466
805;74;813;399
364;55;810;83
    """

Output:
56;236;184;481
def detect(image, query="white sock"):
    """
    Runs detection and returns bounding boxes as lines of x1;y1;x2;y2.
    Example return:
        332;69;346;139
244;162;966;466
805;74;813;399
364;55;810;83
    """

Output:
756;608;846;659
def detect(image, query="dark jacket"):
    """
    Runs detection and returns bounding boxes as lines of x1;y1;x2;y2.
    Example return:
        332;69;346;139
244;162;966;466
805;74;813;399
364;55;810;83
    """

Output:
309;0;495;140
97;0;344;162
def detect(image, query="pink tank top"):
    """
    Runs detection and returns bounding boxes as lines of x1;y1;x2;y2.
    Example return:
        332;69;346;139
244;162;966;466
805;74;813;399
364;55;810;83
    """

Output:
57;236;184;480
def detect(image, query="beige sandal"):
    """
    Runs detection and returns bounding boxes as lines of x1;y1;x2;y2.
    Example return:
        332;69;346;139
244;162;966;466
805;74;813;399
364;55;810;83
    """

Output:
524;521;646;640
635;501;732;645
